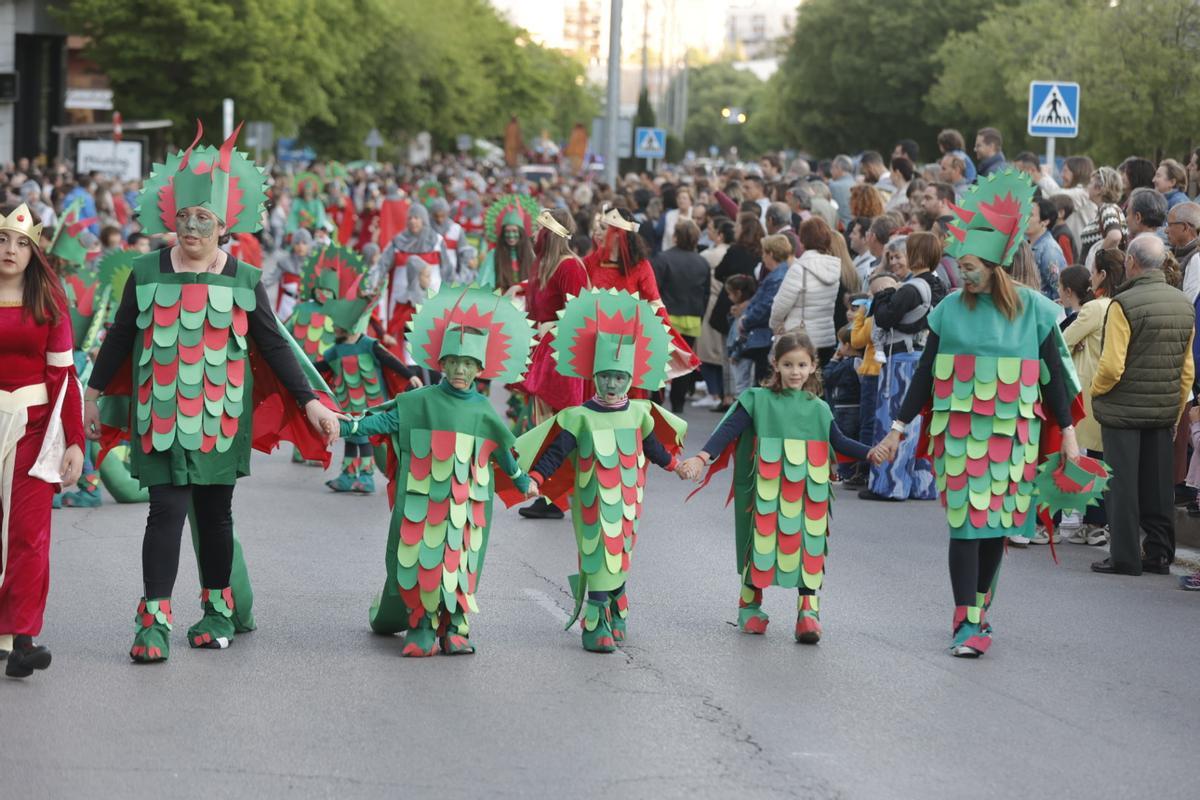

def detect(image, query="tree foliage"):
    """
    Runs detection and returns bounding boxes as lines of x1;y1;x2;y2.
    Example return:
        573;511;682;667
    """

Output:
54;0;600;158
683;62;780;156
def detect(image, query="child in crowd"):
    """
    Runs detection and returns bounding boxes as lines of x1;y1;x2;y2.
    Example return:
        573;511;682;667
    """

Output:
724;273;757;396
679;332;879;644
823;325;863;480
847;274;897;488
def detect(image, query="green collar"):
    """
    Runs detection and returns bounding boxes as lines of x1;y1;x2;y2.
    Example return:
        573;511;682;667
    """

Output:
437;379;478;400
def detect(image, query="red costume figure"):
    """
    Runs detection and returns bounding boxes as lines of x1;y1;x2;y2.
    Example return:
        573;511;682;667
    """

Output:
0;203;85;678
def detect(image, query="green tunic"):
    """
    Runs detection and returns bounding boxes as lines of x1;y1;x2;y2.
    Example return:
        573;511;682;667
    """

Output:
129;252;259;487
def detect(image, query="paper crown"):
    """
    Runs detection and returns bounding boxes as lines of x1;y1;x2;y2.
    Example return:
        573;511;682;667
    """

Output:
484;193;539;244
553;289;673;390
49;196;98;266
325;294;376;336
1033;453;1111;517
97;249;136;308
944;169;1035;268
138;120;268;235
406;284;534;382
601;207;639;233
536;208;570;239
294;172;321;197
299;243;367;301
0;202;43;244
417;180;444;208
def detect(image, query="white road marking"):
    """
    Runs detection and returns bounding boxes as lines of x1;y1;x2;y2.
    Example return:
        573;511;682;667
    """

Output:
524;588;571;624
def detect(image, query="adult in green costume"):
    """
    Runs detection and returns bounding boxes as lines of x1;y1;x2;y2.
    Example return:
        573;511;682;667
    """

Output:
85;122;343;663
339;285;535;657
679;331;874;644
513;289;687;653
876;170;1083;658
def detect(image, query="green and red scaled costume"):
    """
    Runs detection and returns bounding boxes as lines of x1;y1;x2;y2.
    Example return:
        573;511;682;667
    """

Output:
510;290;687;653
346;285;534;656
691;388;870;643
894;170;1083;657
89;121;338;663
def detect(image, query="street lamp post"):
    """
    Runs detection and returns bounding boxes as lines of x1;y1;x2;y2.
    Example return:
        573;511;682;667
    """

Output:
604;0;622;186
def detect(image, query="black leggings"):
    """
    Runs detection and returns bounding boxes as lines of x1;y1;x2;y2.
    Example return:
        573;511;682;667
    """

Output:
143;484;235;598
948;538;1005;607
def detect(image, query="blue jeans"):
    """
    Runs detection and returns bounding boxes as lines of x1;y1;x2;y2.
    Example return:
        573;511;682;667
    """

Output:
699;362;724;398
858;374;879;449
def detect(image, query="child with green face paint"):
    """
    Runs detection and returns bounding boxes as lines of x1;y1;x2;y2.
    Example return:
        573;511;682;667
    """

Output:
336;286;536;656
511;290;688;653
476;194;538;292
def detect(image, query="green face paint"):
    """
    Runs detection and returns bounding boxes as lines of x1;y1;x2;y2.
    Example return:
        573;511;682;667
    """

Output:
503;226;521;247
441;355;481;389
961;265;985;286
595;370;632;400
177;209;218;239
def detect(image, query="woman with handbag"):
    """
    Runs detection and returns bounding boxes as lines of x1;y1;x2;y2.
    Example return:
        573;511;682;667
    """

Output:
0;203;86;678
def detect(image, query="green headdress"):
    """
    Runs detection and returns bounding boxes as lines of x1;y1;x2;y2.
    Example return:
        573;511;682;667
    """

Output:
325;296;375;336
97;249;136;324
48;196;98;266
299;243;367;300
138;120;268;234
553;289;673;390
407;285;534;382
944;169;1035;267
417;180;444;209
1033;454;1111;518
483;193;538;244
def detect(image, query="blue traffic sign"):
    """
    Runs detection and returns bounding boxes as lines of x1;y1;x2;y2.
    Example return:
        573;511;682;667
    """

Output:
634;126;666;159
1028;81;1079;138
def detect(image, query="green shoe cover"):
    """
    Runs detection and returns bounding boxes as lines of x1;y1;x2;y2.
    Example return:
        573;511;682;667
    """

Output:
794;594;821;644
130;598;172;662
581;599;616;653
351;471;376;494
738;585;769;634
609;588;628;642
440;611;475;655
402;617;439;657
326;468;357;493
188;588;236;649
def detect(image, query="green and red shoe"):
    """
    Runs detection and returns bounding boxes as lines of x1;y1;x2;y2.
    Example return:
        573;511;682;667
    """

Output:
440;611;475;655
402;616;439;657
62;488;102;508
951;605;991;658
130;598;173;663
351;468;376;495
794;594;821;644
581;598;616;653
188;588;236;650
738;585;769;634
326;458;359;493
609;587;629;642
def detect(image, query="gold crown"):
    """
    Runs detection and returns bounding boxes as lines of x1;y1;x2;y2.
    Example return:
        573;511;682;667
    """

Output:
600;207;639;233
536;208;570;239
0;203;44;244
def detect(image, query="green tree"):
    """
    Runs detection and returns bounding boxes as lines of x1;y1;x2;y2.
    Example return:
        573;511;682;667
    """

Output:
775;0;1000;156
683;62;771;156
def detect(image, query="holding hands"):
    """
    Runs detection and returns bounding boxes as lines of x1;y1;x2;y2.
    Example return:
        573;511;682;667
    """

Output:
676;454;708;482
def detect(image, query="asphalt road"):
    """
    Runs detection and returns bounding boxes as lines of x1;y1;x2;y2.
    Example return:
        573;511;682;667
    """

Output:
2;395;1197;799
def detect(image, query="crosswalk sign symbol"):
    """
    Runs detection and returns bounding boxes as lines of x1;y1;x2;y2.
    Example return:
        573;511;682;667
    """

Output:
634;127;666;159
1027;81;1079;138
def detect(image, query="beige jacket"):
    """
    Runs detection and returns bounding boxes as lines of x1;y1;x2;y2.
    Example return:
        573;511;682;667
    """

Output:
1061;297;1111;451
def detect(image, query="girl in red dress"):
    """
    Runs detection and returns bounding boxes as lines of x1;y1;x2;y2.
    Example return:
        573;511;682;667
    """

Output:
0;203;85;678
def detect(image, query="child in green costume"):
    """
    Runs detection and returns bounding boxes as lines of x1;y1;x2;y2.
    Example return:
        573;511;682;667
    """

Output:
337;285;536;656
317;293;422;493
680;332;878;644
513;289;688;653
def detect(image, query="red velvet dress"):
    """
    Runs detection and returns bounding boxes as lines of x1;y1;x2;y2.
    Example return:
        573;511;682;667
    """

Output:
0;301;84;636
517;256;590;411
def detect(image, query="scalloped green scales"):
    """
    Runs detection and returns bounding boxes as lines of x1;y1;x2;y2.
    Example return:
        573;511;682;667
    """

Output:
930;352;1041;538
748;437;832;591
289;301;336;362
133;270;255;456
397;428;497;625
327;338;388;414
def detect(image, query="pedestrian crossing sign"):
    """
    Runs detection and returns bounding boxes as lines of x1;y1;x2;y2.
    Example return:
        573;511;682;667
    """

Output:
1027;81;1079;138
634;127;666;159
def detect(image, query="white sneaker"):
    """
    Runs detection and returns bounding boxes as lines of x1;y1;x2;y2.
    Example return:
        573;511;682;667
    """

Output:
1066;525;1090;545
690;395;719;409
1028;526;1062;546
1085;525;1110;546
1008;535;1031;547
1060;511;1083;530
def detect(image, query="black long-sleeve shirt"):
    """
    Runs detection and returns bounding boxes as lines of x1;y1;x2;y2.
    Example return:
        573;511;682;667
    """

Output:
529;400;675;481
894;331;1073;427
700;404;871;461
89;249;317;408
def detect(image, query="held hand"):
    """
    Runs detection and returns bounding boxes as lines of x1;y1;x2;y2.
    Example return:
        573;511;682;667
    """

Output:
523;482;540;500
305;399;346;445
409;375;424;389
875;431;902;463
678;455;706;482
1061;426;1081;464
84;399;102;442
382;334;398;348
60;444;84;486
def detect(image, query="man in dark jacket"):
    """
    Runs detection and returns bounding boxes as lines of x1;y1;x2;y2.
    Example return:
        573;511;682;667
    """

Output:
1091;235;1196;576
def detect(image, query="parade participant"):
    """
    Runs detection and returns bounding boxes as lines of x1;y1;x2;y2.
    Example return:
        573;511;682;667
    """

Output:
271;227;312;320
515;208;590;519
286;172;328;235
874;170;1082;658
679;332;876;644
85;122;342;663
325;180;357;246
379;203;448;356
287;244;366;363
340;285;535;656
512;289;687;653
0;203;85;678
477;193;538;292
428;198;468;283
584;207;700;392
317;290;421;493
